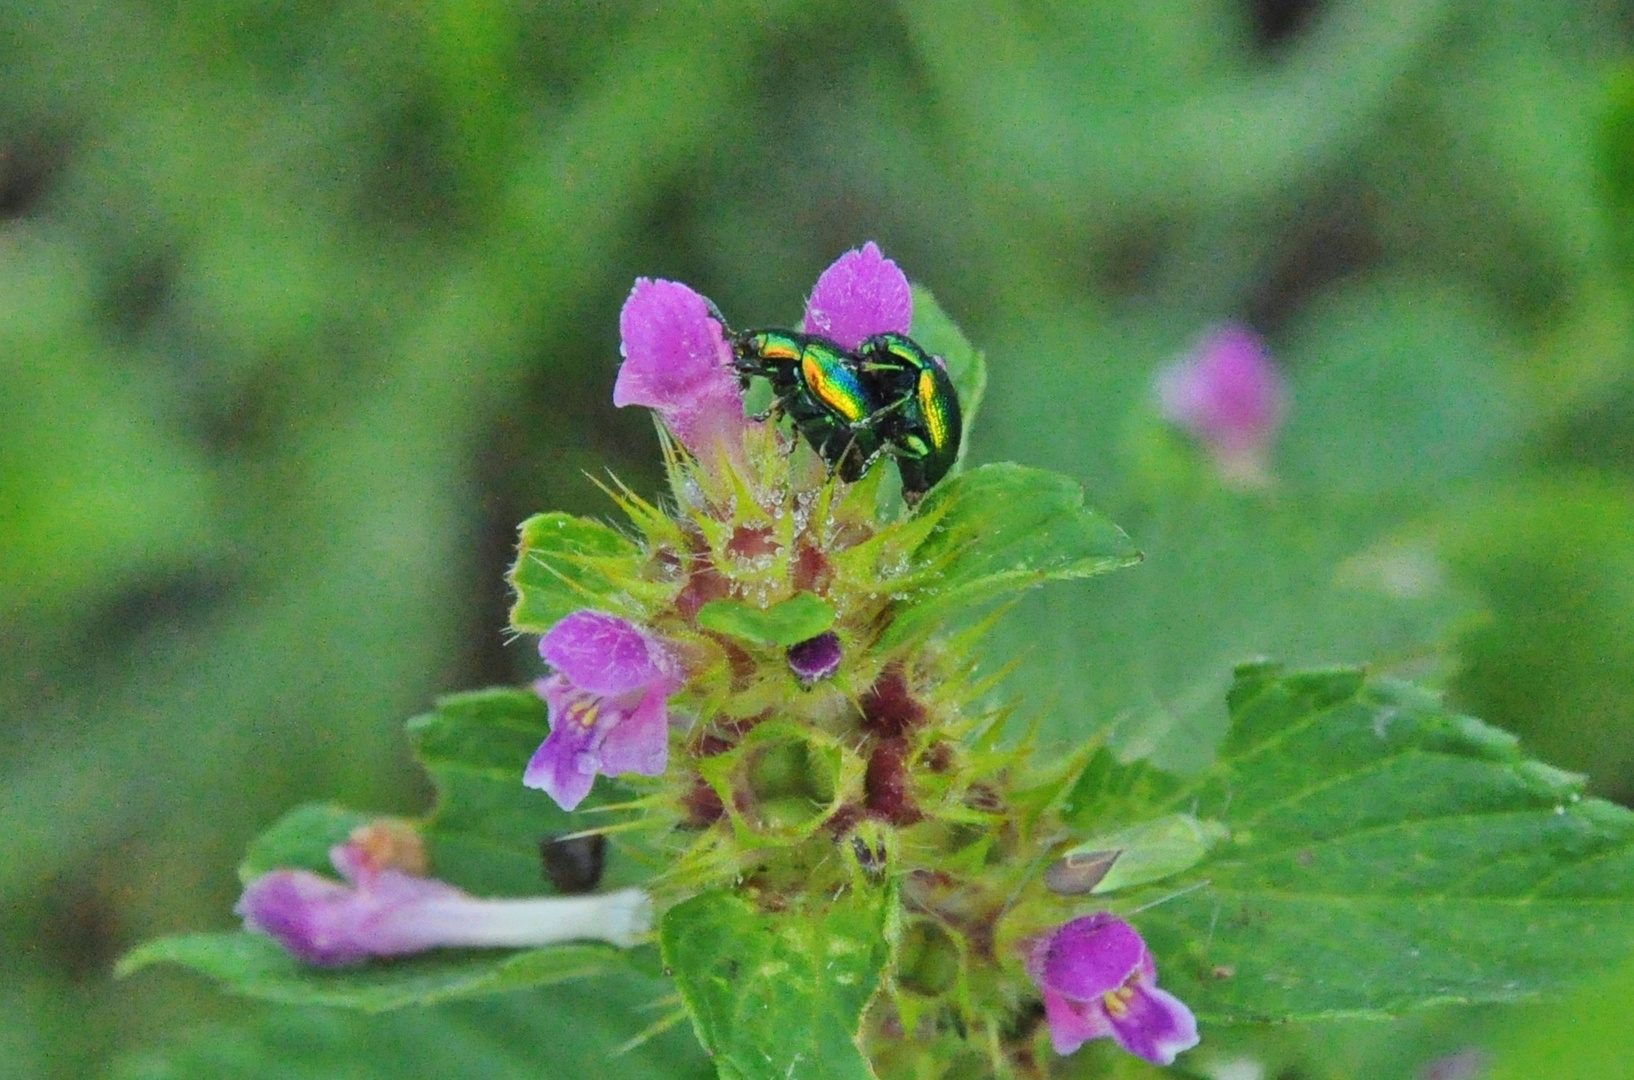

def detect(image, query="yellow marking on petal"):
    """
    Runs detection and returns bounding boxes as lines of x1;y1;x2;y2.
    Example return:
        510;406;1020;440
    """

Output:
1101;985;1136;1019
573;700;603;729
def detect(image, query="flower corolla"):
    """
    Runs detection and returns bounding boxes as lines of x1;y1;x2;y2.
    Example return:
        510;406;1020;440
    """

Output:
524;611;684;811
1025;912;1199;1066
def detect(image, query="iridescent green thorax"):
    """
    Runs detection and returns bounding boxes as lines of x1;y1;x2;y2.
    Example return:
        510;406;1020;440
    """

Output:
738;329;804;368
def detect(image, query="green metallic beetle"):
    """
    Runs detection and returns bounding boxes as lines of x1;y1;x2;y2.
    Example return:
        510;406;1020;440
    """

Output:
723;315;964;499
728;328;886;481
854;332;963;500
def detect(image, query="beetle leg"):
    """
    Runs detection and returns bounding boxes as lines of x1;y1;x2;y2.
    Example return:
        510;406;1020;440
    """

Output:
849;393;913;432
703;297;732;334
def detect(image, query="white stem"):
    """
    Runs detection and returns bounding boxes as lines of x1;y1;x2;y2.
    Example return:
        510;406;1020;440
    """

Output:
405;887;652;949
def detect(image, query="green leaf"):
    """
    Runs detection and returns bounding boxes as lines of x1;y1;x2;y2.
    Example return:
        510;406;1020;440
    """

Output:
977;298;1490;772
238;804;376;883
1604;65;1634;273
1444;475;1634;797
508;511;647;633
903;0;1454;213
111;977;712;1080
695;592;836;646
1277;277;1519;498
231;691;589;900
0;246;214;619
661;888;892;1080
1088;664;1634;1023
909;284;986;465
997;486;1478;773
1488;952;1634;1080
116;931;628;1012
880;463;1140;651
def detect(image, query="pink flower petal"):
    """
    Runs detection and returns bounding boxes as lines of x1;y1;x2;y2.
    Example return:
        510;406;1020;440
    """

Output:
238;834;653;966
526;674;605;810
540;612;676;697
594;685;670;777
524;721;599;811
1026;914;1198;1065
1041;987;1113;1056
1105;983;1199;1067
614;278;745;455
526;619;684;811
238;869;370;966
803;242;912;350
237;865;466;967
1035;913;1146;1000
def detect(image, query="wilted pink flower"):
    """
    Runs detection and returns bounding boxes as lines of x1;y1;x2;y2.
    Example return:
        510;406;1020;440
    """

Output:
1026;913;1199;1066
237;821;650;967
1157;323;1285;485
803;241;913;351
524;611;685;811
614;278;746;457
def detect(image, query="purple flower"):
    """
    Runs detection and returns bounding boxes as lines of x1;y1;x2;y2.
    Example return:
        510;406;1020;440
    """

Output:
614;278;746;457
1025;913;1199;1066
1157;323;1286;485
237;823;651;967
524;611;685;811
803;241;913;351
786;631;842;686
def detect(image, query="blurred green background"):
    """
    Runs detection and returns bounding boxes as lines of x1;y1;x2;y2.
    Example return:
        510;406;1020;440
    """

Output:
4;1;1634;1077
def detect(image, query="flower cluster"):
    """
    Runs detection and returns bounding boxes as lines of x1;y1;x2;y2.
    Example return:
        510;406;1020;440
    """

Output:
238;243;1201;1071
515;241;1198;1067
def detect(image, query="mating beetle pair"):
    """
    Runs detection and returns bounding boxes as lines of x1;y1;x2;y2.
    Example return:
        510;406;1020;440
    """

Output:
726;326;963;501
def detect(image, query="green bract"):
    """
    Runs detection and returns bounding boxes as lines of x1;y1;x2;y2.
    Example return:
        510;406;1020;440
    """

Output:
694;592;836;646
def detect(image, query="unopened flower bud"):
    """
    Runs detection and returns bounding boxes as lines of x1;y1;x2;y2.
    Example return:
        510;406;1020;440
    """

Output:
786;631;842;686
